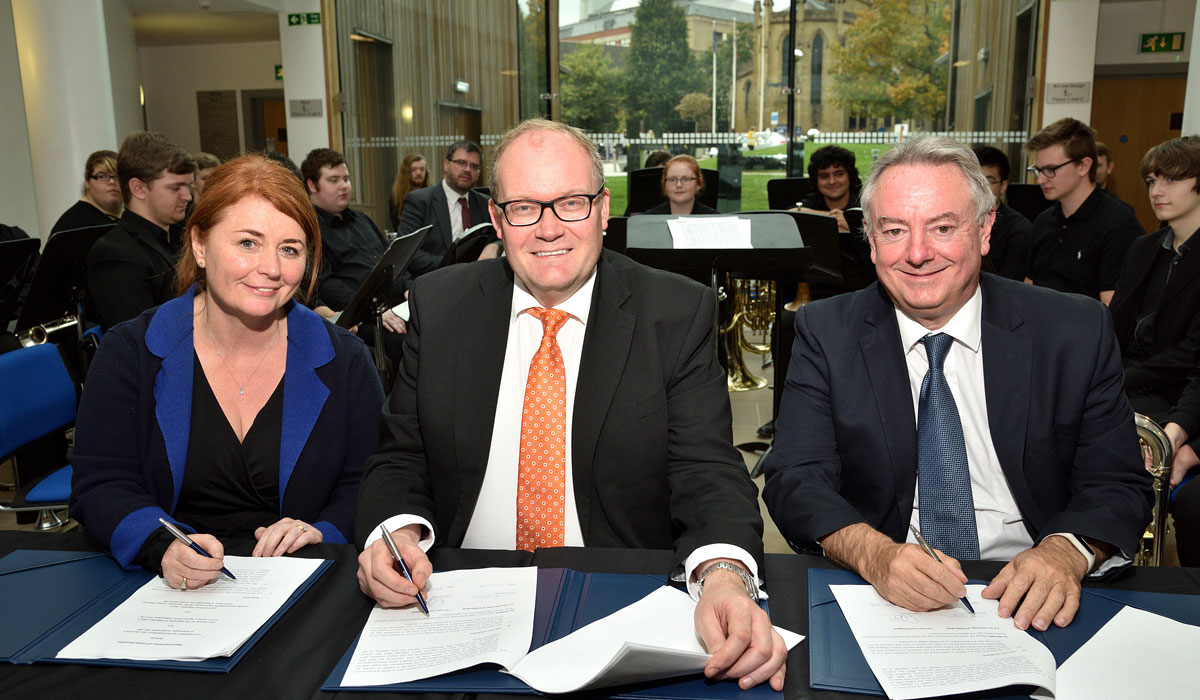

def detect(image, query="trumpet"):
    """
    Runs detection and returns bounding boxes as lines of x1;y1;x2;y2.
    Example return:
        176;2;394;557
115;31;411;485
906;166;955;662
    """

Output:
16;315;79;347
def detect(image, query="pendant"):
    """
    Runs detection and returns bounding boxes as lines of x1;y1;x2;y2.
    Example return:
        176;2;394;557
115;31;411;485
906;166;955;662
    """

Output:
239;387;245;395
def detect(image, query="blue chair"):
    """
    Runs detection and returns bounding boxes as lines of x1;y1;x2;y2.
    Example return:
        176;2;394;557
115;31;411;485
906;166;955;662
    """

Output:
0;343;78;530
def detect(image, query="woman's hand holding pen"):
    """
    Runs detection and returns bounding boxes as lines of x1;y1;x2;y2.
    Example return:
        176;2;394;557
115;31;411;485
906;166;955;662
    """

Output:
161;535;225;591
357;524;431;608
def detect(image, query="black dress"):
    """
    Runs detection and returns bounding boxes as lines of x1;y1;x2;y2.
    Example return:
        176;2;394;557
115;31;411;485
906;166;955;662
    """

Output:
640;200;719;215
50;200;117;237
133;355;285;572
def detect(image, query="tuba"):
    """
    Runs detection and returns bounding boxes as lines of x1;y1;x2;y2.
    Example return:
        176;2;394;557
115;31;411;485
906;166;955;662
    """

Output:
1134;413;1173;566
719;277;775;391
16;315;79;347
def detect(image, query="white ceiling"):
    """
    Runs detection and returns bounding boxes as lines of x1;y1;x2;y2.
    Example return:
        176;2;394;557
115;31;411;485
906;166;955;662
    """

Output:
128;0;282;47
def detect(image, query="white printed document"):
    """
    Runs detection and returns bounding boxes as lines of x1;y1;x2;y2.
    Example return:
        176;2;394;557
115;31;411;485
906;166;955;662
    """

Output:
57;555;322;662
831;584;1056;700
666;216;752;249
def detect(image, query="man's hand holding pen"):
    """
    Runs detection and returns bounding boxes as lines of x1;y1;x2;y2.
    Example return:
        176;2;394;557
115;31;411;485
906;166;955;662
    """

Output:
357;524;431;609
822;523;968;613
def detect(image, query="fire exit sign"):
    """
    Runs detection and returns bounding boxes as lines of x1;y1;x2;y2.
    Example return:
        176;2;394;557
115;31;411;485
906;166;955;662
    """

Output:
1140;33;1185;53
287;12;321;26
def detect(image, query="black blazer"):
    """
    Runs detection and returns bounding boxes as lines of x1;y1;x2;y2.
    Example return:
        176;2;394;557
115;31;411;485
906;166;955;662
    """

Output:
1109;227;1200;405
87;210;179;330
398;183;491;278
762;274;1152;557
356;250;764;573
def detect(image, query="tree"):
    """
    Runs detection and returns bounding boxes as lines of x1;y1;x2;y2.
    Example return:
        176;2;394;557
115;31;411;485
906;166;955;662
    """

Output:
561;43;623;132
675;92;712;128
700;22;754;131
829;0;950;126
624;0;704;133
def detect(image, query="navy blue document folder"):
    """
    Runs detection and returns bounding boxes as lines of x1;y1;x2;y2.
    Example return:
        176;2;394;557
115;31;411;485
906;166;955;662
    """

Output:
0;549;330;672
808;567;1200;698
324;567;783;699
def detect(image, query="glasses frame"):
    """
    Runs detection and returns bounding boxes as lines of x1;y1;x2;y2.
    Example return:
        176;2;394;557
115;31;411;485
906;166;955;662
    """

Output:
88;172;116;183
665;176;698;186
448;158;482;172
1026;158;1080;179
493;184;606;227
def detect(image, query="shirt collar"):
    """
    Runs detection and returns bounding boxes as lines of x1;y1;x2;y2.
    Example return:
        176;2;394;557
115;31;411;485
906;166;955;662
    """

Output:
510;267;598;326
314;204;354;226
442;178;465;204
894;284;983;355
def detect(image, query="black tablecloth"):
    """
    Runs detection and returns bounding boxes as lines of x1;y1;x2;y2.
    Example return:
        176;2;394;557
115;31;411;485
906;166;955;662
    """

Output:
2;531;1199;700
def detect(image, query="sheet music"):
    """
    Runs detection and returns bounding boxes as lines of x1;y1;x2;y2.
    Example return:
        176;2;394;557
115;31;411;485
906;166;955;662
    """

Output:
831;584;1056;700
340;566;537;687
57;556;321;662
666;216;752;249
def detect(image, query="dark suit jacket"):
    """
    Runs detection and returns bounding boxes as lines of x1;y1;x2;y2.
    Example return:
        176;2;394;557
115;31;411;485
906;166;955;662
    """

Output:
70;287;384;570
762;275;1151;557
356;250;764;574
87;210;179;330
398;183;491;278
1109;226;1200;405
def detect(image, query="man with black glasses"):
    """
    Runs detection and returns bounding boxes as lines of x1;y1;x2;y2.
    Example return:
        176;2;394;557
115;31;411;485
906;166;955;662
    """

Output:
1024;118;1142;304
356;119;787;692
398;139;498;278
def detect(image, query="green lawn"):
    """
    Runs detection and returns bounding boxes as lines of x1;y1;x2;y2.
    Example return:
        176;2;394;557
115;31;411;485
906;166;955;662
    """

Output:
607;142;892;214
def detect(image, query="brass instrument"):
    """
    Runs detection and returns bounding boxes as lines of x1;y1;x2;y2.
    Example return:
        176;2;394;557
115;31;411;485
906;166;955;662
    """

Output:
1134;413;1173;566
720;278;775;391
17;315;79;347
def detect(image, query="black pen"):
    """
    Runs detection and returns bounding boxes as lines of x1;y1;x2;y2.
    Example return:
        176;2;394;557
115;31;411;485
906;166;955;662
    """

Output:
158;517;236;580
379;524;430;616
908;524;974;614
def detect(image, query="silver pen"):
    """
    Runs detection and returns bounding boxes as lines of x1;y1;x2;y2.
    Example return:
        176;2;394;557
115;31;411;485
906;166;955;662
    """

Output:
908;524;973;614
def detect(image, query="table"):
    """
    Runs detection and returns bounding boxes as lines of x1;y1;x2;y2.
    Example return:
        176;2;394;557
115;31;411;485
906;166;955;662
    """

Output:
2;531;1198;700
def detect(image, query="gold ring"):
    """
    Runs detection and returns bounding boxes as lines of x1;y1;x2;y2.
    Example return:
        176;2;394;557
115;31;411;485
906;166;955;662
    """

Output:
298;524;308;533
181;576;188;591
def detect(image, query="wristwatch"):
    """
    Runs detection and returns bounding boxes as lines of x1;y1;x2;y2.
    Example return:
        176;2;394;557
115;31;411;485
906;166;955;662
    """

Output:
696;561;759;601
1052;533;1097;574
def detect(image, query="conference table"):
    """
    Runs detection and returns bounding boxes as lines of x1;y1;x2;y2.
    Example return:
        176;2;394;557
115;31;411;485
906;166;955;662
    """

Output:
2;530;1198;700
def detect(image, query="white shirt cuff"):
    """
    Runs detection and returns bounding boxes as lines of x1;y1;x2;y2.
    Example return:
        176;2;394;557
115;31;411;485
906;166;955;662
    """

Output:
676;544;766;601
363;515;436;552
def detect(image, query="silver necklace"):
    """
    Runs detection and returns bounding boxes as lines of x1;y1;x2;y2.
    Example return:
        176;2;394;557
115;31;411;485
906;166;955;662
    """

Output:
202;313;281;396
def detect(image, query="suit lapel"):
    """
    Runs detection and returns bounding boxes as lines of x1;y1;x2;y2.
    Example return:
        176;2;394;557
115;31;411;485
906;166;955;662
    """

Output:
146;289;198;513
979;277;1032;508
432;186;453;246
572;256;635;541
448;263;513;544
859;287;918;517
278;303;334;508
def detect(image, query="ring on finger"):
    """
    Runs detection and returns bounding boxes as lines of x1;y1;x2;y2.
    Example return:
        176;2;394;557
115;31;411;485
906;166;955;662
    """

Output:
182;576;188;591
297;524;308;533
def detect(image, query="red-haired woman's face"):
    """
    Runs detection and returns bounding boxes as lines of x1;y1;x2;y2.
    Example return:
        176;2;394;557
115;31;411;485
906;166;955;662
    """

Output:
664;161;700;208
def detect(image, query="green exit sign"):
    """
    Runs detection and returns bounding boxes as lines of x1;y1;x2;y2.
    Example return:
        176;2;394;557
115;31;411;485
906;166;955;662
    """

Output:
275;64;283;81
1140;32;1185;53
287;12;321;26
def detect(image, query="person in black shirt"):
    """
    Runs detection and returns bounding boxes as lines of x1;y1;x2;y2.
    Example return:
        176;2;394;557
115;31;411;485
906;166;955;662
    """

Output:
1024;118;1143;304
974;147;1033;281
795;145;861;232
1111;136;1200;418
50;150;122;236
87;133;195;330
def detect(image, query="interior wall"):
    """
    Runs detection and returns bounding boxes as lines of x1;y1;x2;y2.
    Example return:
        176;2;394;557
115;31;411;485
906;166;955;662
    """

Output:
137;40;283;154
0;0;38;237
103;0;142;138
1096;0;1195;68
1042;0;1100;125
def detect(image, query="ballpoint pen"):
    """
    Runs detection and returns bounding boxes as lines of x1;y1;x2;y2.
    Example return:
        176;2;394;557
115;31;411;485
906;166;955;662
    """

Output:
379;524;430;616
908;524;974;614
158;517;237;580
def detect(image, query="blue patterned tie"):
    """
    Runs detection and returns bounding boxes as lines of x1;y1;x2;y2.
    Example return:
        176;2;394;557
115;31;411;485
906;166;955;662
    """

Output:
917;333;980;559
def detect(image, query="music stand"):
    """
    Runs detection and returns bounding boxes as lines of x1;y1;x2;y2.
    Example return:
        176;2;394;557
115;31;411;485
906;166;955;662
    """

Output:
336;227;430;381
16;225;110;330
439;224;493;268
0;238;40;329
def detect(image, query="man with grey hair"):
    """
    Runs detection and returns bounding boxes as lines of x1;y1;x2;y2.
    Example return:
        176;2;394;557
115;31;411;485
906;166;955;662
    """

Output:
762;134;1150;631
356;119;787;690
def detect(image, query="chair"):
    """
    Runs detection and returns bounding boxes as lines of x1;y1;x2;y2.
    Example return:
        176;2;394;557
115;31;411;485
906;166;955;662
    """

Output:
604;216;627;254
1005;184;1052;223
0;344;78;530
766;177;817;211
624;167;719;215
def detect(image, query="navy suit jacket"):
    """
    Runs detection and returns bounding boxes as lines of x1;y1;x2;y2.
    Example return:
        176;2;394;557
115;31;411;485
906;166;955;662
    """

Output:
355;250;764;574
398;182;491;278
70;287;384;569
762;274;1152;557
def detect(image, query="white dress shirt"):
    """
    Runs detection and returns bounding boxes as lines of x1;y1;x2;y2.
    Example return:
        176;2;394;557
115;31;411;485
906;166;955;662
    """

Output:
368;270;761;597
442;179;468;241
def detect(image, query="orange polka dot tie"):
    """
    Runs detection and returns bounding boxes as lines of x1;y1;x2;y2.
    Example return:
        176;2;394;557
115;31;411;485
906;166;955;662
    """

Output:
516;307;571;552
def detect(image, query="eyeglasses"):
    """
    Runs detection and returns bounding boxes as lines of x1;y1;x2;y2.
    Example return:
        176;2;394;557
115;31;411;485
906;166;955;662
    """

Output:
493;184;605;226
666;177;697;186
1026;159;1079;179
984;176;1002;186
88;173;116;183
448;158;481;172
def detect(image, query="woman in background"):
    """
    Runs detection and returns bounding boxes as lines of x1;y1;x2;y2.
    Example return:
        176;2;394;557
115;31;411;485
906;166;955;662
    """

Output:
388;153;430;230
50;150;122;236
70;154;383;589
642;155;718;215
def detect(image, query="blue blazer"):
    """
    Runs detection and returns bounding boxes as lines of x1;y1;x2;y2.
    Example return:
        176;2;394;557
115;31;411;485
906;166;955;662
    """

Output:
70;287;384;569
762;274;1152;557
